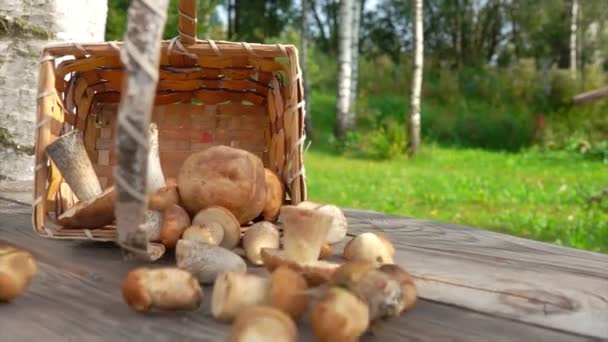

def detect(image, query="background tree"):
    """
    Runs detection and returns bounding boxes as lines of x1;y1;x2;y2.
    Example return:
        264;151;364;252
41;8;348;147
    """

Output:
408;0;423;156
570;0;579;76
335;0;354;140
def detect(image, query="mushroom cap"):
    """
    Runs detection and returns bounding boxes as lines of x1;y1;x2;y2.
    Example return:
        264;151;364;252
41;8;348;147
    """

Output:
182;223;224;245
260;248;340;287
192;206;241;249
242;221;280;265
269;266;309;320
310;287;370;342
148;185;179;211
378;264;417;313
262;169;285;222
0;248;37;302
57;186;115;229
211;271;271;321
177;145;267;224
175;239;246;284
229;306;298;342
159;204;191;249
297;201;348;244
343;232;395;265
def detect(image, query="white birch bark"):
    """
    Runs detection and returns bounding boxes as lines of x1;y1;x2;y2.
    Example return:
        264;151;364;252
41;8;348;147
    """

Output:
408;0;424;156
335;0;353;140
570;0;579;76
301;0;313;139
349;0;361;126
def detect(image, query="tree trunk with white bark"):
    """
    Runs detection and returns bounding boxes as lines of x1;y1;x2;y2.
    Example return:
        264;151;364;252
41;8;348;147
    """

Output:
349;0;361;128
570;0;579;77
335;0;353;140
408;0;424;157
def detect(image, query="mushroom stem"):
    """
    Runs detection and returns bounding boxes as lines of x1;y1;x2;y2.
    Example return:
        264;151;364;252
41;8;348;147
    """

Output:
230;306;298;342
242;222;280;265
0;247;37;302
211;271;271;321
121;267;202;312
146;123;166;192
279;206;333;263
176;239;246;284
297;201;348;244
182;224;224;245
46;130;102;202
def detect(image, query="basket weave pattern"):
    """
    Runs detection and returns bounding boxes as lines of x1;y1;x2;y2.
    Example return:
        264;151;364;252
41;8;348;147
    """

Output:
32;9;307;241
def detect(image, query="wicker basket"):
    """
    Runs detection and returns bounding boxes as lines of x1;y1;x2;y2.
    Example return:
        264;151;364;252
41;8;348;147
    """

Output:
32;1;307;242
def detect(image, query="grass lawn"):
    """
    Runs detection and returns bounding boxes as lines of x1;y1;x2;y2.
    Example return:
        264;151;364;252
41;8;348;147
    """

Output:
303;144;608;254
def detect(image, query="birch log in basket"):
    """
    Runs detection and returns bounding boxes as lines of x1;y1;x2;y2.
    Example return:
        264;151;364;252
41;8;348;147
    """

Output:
32;0;307;259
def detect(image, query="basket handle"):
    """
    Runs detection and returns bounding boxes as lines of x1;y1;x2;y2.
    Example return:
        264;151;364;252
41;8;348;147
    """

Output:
178;0;197;45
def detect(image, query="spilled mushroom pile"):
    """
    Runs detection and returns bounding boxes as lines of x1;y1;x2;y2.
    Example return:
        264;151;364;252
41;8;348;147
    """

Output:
6;129;418;341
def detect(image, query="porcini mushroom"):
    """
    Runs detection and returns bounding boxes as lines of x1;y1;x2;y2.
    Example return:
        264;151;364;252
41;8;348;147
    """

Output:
262;169;285;221
0;247;37;302
242;221;280;265
260;248;340;287
378;263;417;313
182;223;224;245
192;206;241;249
175;239;246;284
279;205;333;263
177;145;267;224
158;204;191;249
229;306;298;342
310;287;370;342
57;186;116;229
343;232;395;265
297;201;348;244
148;185;179;211
211;271;271;321
121;267;202;312
269;266;309;320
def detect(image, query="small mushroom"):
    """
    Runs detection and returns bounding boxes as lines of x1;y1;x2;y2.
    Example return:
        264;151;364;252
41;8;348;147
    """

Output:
296;201;348;244
269;266;309;320
279;205;333;263
242;221;280;265
261;248;340;287
121;267;203;312
211;271;271;321
182;223;224;245
378;263;417;313
175;239;246;284
310;287;370;342
262;169;285;221
158;204;191;249
57;186;115;228
148;185;179;211
343;232;395;265
229;306;298;342
192;206;241;249
0;247;37;302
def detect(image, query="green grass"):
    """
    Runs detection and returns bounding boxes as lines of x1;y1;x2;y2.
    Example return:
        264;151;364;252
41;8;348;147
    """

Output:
304;146;608;253
303;91;608;253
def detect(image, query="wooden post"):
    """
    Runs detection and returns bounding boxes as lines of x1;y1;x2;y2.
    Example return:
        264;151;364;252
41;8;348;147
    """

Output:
46;130;102;202
114;0;170;261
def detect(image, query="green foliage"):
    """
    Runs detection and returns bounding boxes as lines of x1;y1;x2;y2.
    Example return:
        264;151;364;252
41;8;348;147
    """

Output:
305;146;608;254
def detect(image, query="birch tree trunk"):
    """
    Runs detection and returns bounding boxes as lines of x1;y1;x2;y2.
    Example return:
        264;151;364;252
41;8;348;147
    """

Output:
408;0;424;157
301;0;313;140
349;0;361;128
114;0;169;260
335;0;353;140
570;0;579;76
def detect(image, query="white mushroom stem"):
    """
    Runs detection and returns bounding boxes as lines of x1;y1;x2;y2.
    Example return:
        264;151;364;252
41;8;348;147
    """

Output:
279;206;333;264
46;130;102;202
242;222;280;265
146;123;166;191
211;271;271;321
175;239;246;284
297;201;348;244
343;232;395;265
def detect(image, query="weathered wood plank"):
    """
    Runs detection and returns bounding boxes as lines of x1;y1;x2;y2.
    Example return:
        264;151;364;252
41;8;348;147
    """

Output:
343;210;608;339
0;200;594;342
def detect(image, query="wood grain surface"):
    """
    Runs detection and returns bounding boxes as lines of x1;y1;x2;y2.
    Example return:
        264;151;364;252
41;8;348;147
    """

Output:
344;209;608;339
0;198;600;341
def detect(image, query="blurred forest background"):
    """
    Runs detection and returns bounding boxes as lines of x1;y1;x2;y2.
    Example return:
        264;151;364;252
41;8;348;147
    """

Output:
105;0;608;253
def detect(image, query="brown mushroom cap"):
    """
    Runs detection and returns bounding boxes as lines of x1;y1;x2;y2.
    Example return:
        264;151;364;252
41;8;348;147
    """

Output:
211;271;271;321
242;221;280;265
269;266;309;320
0;247;37;302
310;287;370;342
148;185;179;211
192;206;241;249
159;204;191;249
229;306;298;342
343;232;395;265
57;186;115;229
182;223;224;245
262;169;285;221
177;145;267;224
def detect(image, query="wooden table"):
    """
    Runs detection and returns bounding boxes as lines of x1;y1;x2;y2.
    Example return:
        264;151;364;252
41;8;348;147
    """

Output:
1;182;607;341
